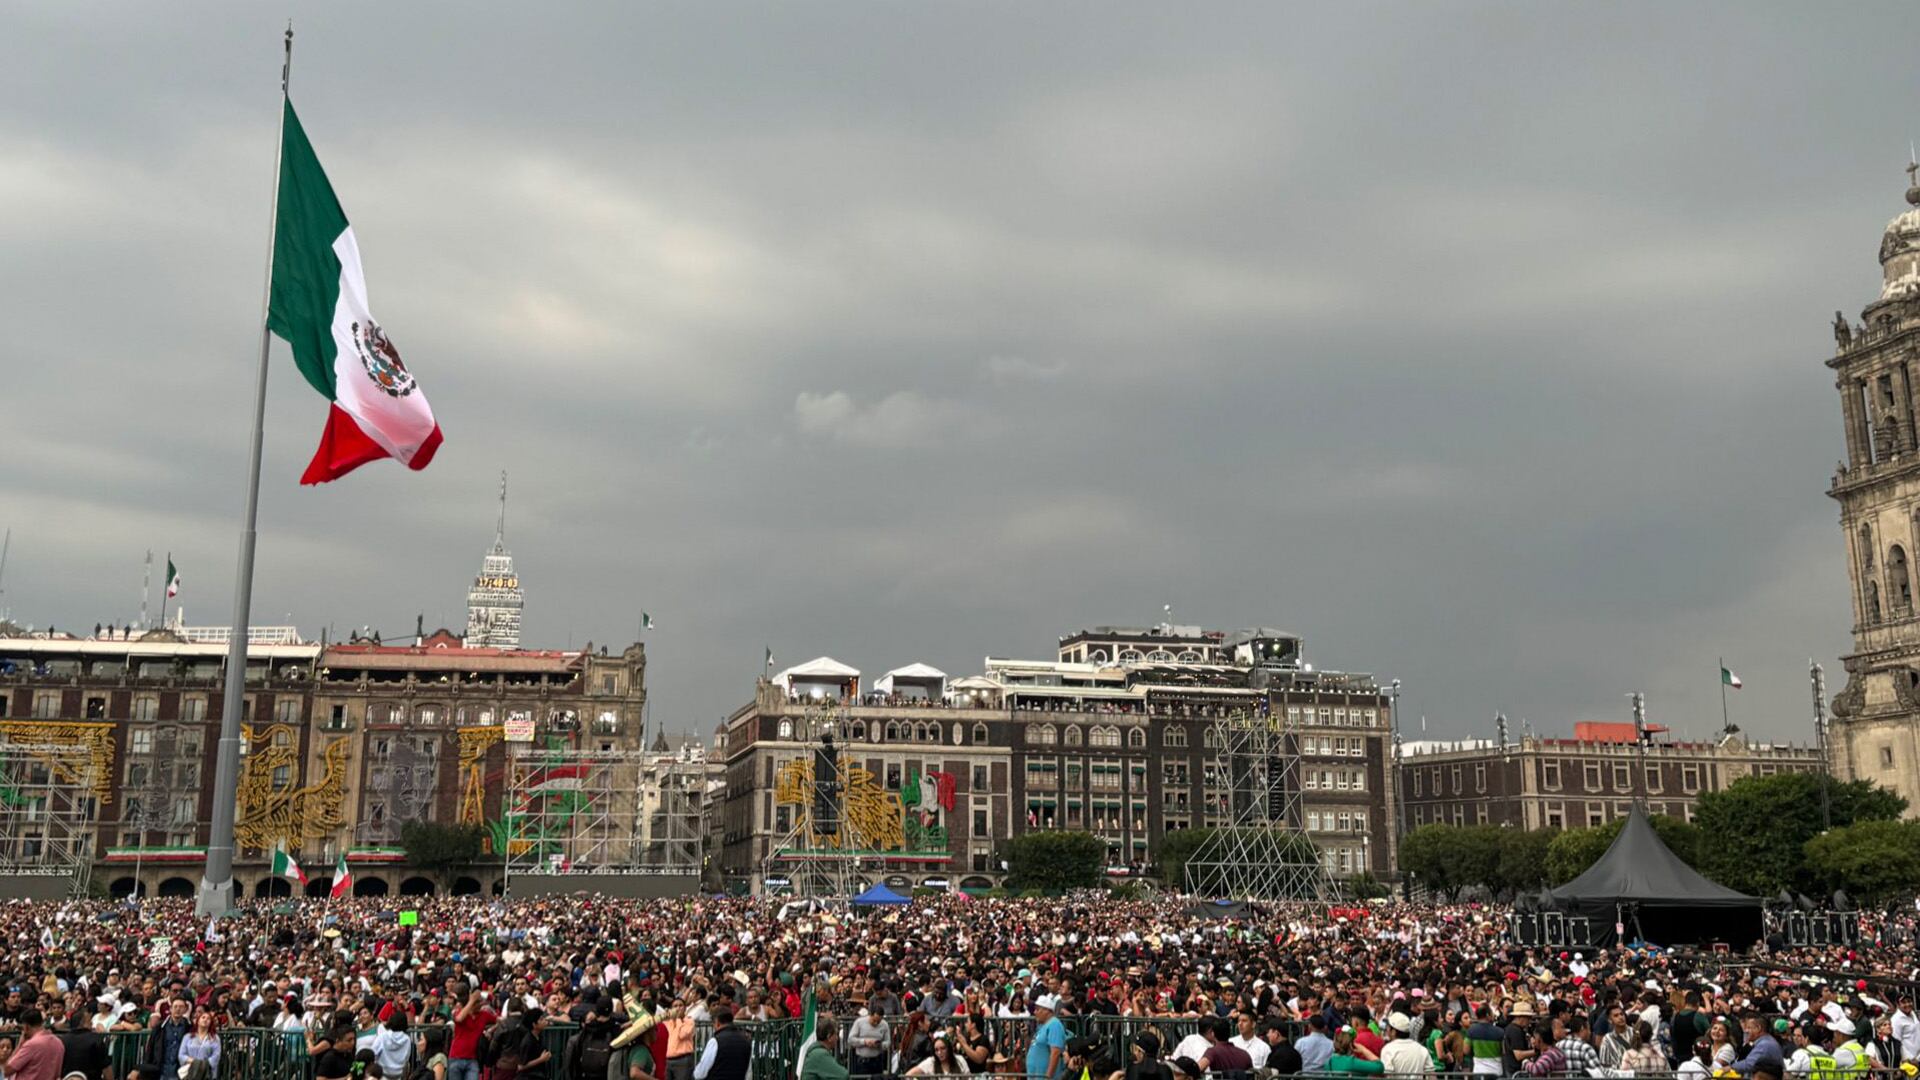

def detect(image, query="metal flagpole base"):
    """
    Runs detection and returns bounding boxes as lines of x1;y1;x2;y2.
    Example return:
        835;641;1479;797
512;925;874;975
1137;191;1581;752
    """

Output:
195;876;236;917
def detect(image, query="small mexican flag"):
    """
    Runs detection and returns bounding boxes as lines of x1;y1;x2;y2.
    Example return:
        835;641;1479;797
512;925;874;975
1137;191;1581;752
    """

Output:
268;98;442;485
328;854;353;899
164;556;180;599
642;612;654;631
271;843;307;887
1721;666;1743;690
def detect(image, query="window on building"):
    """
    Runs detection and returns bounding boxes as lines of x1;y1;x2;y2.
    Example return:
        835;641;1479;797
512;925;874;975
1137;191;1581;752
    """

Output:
972;723;988;744
130;728;154;755
84;696;106;719
1473;763;1486;793
271;728;291;749
1065;725;1083;747
777;719;793;739
1645;766;1661;792
1449;765;1461;792
1587;803;1604;827
326;704;349;730
885;764;901;790
1127;726;1146;749
1352;769;1365;792
181;697;206;722
31;692;58;719
1612;765;1630;791
1476;804;1488;824
1307;810;1321;831
1452;805;1465;825
1546;807;1564;829
1542;761;1561;789
1163;725;1187;748
271;764;291;790
973;765;989;790
1583;763;1602;791
1681;764;1701;791
1412;770;1423;796
129;696;156;721
973;809;987;835
126;762;150;787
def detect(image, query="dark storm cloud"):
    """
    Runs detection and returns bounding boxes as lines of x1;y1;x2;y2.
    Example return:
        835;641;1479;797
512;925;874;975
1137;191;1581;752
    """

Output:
2;2;1912;741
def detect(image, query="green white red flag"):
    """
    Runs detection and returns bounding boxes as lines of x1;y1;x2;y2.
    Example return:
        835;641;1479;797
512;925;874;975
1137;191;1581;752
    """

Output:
267;98;442;485
271;843;306;886
329;853;352;899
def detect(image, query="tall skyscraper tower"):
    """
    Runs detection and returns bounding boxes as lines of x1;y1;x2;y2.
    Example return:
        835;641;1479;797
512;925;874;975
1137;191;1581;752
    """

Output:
466;471;524;650
1827;164;1920;812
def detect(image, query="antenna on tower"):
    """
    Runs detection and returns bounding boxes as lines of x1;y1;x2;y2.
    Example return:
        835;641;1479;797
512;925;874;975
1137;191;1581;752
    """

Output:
0;528;11;622
496;470;508;548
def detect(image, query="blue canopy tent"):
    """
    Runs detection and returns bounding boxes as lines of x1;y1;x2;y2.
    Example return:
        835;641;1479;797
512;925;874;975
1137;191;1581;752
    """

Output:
851;883;911;906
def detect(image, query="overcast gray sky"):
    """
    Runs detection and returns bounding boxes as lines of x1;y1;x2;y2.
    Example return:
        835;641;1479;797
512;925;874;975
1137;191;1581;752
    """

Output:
5;3;1915;743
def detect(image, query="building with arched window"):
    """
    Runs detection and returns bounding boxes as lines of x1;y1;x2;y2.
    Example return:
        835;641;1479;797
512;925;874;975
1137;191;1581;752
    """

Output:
1826;167;1920;814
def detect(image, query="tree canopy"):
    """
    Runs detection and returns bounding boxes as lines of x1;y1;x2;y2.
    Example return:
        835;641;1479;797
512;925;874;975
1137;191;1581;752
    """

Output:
1803;818;1920;904
399;820;487;880
1001;830;1105;893
1692;774;1905;894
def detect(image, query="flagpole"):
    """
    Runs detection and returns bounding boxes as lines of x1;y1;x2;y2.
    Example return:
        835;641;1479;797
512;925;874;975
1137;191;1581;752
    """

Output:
140;550;152;632
198;23;292;917
1719;656;1731;732
159;551;171;630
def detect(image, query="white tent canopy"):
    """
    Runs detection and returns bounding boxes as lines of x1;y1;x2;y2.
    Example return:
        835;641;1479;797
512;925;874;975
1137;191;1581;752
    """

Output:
773;656;860;691
874;662;946;696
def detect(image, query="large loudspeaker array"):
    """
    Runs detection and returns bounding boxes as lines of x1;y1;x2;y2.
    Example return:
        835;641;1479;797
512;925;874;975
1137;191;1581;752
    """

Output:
1507;912;1595;947
1769;909;1861;947
812;733;841;835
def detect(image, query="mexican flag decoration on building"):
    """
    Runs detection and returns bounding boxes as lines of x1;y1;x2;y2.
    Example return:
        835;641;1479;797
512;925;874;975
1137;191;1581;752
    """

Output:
271;843;307;887
267;98;442;485
329;854;353;899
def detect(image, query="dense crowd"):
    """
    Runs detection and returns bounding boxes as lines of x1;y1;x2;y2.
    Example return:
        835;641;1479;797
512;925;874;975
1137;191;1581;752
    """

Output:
0;894;1914;1080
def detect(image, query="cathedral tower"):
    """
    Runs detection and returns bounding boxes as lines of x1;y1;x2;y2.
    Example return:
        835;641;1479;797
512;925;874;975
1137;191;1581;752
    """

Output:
1827;164;1920;811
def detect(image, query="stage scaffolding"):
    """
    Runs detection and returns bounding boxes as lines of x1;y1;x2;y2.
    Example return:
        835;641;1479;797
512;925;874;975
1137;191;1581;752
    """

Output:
1182;705;1329;902
501;747;648;879
0;739;100;896
762;705;860;898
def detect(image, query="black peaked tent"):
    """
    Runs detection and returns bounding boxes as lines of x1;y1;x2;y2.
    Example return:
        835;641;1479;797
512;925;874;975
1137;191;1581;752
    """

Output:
1548;807;1762;947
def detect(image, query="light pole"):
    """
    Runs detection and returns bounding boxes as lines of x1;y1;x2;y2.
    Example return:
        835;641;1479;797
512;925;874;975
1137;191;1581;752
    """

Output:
1388;678;1405;889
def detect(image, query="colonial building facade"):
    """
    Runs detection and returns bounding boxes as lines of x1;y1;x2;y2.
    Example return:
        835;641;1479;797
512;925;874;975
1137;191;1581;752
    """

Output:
718;625;1397;893
0;629;646;898
1401;725;1824;831
1827;169;1920;810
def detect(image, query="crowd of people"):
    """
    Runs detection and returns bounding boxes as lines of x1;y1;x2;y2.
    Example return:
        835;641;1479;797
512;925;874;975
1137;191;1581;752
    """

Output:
0;894;1912;1080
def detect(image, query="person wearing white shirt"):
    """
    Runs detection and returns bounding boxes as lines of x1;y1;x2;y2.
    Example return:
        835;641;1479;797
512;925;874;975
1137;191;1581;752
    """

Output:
1230;1013;1270;1070
1173;1029;1211;1064
1380;1014;1436;1075
1893;998;1920;1063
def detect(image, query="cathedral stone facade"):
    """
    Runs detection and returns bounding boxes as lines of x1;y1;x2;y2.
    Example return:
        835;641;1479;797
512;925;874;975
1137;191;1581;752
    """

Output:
1827;167;1920;811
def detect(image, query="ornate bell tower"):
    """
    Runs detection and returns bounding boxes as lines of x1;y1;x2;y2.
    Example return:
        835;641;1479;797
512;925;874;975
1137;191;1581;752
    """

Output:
465;471;524;650
1826;163;1920;812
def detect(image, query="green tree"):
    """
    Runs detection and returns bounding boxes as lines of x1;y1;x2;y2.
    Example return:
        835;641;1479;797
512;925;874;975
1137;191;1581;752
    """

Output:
1154;827;1217;889
1694;774;1906;894
1495;827;1557;893
1001;830;1105;893
400;820;487;886
1803;819;1920;904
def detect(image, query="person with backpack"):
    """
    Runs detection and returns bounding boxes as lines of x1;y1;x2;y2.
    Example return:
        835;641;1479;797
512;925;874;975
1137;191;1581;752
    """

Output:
565;1001;621;1080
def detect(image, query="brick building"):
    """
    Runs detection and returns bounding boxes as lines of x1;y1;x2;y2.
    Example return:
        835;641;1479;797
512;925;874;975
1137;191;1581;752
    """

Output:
1399;726;1825;831
0;627;646;898
718;624;1398;893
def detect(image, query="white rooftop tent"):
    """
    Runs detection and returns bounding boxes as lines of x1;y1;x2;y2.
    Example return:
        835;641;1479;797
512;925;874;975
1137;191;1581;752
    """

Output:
874;662;946;698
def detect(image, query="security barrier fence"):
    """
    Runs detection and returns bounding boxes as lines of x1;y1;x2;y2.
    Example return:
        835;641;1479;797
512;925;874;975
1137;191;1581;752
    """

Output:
74;1017;1911;1080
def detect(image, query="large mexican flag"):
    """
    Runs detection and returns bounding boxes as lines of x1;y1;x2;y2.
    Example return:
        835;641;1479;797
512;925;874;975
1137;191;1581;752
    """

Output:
267;98;442;485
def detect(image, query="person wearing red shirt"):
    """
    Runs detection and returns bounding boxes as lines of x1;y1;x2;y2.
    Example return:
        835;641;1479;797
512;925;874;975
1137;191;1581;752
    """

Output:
449;989;497;1080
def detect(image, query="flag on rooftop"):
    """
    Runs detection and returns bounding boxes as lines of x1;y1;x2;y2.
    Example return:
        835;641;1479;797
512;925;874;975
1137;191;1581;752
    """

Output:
164;556;180;599
268;98;442;485
1721;666;1743;690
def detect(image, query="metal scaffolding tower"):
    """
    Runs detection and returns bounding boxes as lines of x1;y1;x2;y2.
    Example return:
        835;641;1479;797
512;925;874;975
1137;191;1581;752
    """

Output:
502;747;647;879
0;740;100;896
1182;705;1329;901
763;705;861;897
